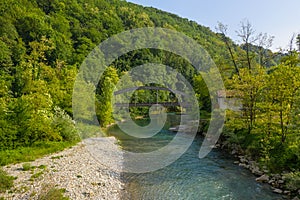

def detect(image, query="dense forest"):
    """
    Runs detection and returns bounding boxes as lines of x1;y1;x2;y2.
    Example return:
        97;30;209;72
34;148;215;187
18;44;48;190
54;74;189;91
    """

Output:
0;0;300;196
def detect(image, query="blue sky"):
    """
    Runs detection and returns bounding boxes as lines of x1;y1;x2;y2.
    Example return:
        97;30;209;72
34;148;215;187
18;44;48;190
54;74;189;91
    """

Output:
127;0;300;52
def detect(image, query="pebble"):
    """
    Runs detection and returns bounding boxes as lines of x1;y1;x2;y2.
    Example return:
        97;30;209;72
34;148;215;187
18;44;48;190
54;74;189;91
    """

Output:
0;137;124;200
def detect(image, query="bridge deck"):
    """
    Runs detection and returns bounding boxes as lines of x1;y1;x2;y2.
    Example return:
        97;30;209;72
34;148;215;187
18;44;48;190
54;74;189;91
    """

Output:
114;102;191;107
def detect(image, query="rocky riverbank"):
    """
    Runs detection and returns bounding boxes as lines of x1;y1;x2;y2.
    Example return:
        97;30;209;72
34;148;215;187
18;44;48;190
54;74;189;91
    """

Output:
217;141;300;200
0;137;124;200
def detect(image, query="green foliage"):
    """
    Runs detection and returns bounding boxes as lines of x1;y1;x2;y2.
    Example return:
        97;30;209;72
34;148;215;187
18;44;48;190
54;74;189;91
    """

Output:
193;74;211;112
0;168;14;192
283;171;300;191
96;67;119;127
225;52;300;178
230;66;266;134
0;0;238;150
22;163;33;171
52;107;80;142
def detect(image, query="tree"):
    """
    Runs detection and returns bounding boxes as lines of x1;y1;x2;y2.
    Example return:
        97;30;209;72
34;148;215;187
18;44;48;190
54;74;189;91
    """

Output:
236;20;257;70
256;32;274;67
230;66;266;134
96;67;119;127
265;57;300;143
216;22;239;76
193;74;210;112
297;34;300;52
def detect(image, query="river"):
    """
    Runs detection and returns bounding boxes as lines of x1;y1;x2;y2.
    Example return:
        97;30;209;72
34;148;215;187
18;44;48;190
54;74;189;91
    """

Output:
107;117;282;200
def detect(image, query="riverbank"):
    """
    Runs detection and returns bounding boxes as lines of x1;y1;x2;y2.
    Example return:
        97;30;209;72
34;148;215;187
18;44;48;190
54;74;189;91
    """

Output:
0;137;124;200
217;136;300;200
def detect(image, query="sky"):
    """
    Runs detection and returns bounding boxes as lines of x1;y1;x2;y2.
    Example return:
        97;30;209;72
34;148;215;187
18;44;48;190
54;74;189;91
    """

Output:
127;0;300;52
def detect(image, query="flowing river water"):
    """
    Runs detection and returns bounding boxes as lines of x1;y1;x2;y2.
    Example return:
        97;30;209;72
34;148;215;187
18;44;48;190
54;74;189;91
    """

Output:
107;116;282;200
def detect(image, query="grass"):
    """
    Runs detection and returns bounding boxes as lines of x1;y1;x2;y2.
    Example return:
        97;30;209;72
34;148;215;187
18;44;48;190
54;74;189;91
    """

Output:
38;165;47;169
0;141;78;166
30;171;44;181
38;185;69;200
22;163;33;171
0;168;15;193
50;155;63;160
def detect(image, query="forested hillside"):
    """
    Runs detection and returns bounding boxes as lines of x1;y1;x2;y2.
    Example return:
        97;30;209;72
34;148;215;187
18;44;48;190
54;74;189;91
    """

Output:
0;0;299;196
0;0;236;153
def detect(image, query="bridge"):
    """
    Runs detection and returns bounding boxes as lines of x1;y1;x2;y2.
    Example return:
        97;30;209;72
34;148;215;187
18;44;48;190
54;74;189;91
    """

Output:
114;102;191;107
113;86;191;107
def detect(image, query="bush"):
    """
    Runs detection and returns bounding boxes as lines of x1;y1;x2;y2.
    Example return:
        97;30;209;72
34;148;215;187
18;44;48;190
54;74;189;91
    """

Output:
22;163;33;171
0;168;14;192
52;107;80;142
283;171;300;191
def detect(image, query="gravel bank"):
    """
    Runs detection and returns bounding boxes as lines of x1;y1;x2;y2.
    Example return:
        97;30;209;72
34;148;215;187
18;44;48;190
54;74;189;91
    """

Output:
1;137;124;200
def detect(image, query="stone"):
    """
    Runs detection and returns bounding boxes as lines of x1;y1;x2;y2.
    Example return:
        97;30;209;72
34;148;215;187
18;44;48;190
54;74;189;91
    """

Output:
278;179;284;184
231;149;237;155
251;166;263;176
283;190;290;195
239;163;249;169
239;156;248;163
273;188;283;194
256;174;269;183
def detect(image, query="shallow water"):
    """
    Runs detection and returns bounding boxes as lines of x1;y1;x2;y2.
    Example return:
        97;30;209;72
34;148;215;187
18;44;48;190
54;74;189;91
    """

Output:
108;120;282;200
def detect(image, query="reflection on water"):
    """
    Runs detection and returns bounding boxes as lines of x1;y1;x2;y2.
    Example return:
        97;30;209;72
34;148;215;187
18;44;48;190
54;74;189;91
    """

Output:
107;116;282;200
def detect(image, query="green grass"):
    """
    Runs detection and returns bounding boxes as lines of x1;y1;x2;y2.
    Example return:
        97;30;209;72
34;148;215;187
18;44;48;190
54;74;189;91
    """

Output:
38;165;47;169
0;141;79;166
30;171;44;181
22;163;33;171
38;186;69;200
0;168;15;193
50;155;63;160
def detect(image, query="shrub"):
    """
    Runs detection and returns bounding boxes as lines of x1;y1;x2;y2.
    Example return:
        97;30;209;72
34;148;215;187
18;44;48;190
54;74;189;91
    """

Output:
52;107;80;142
22;163;33;171
283;171;300;191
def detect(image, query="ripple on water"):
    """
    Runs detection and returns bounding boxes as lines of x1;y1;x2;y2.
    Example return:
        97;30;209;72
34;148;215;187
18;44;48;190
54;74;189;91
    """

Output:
110;127;282;200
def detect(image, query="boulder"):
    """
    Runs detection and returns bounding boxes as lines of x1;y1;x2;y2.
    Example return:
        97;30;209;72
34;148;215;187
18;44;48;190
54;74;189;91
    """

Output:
256;174;269;183
251;166;263;176
239;156;248;163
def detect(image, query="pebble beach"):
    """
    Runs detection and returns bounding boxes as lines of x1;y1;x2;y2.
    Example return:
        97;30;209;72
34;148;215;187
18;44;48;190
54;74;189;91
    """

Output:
1;137;124;200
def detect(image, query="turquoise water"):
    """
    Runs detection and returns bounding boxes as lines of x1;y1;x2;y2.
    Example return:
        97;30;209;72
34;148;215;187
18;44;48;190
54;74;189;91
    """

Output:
108;121;282;200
